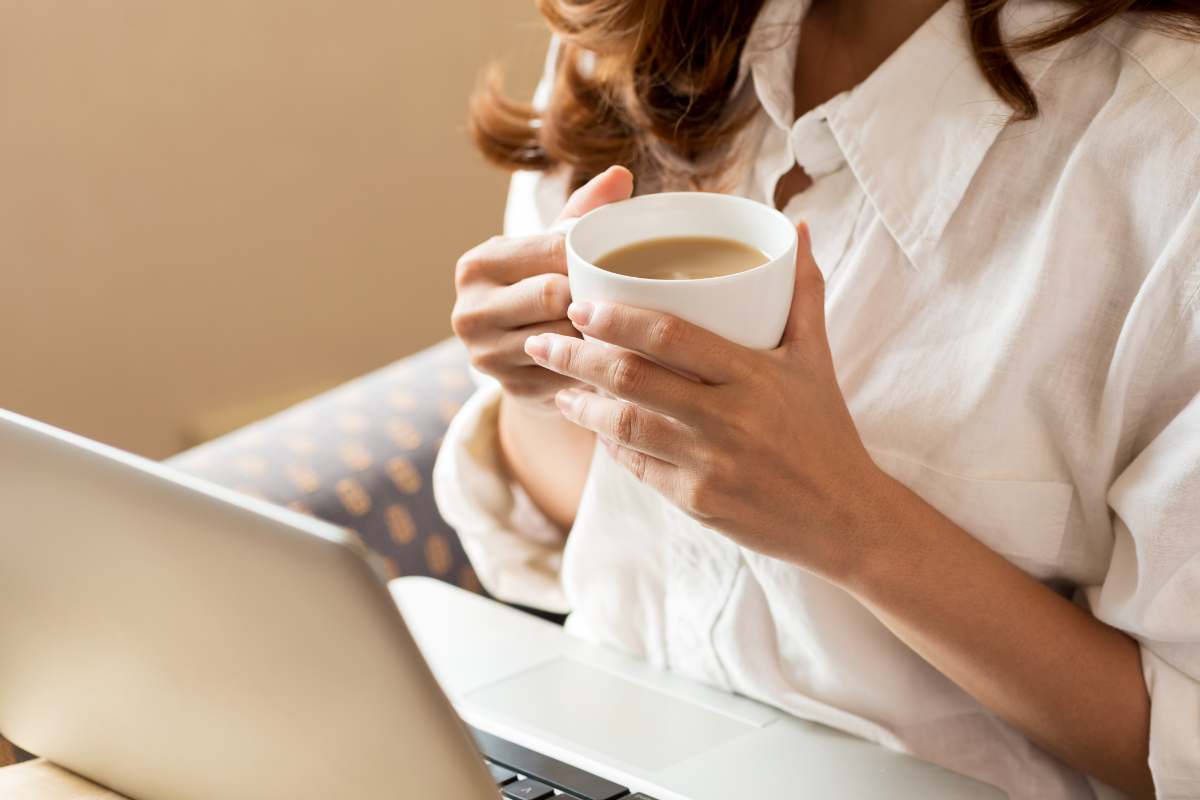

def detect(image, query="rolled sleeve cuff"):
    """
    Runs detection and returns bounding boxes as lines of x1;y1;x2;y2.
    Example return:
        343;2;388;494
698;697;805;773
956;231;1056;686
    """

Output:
1141;645;1200;799
433;382;570;613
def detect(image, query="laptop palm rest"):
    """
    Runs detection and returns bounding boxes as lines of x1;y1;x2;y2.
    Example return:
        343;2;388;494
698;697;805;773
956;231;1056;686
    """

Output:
462;657;757;771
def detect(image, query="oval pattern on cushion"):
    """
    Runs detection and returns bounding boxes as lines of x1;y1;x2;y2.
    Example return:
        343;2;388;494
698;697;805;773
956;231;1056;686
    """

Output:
166;338;484;593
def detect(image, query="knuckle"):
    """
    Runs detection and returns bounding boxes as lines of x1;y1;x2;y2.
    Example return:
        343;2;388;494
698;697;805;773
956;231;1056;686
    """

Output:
536;274;570;318
681;477;721;521
720;398;754;436
679;482;706;517
549;337;573;372
450;304;485;339
562;340;587;376
609;353;644;395
626;449;649;482
544;232;567;265
647;314;685;352
705;450;738;489
471;344;506;373
612;402;639;446
454;236;507;287
449;305;468;336
454;253;484;287
716;345;755;376
729;352;758;383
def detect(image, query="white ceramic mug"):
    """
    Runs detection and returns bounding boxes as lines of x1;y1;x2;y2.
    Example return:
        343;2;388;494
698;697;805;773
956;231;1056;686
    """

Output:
565;192;798;350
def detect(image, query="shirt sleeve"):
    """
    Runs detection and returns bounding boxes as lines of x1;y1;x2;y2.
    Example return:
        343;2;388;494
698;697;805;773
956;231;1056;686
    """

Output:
503;35;570;238
1087;279;1200;799
433;382;570;612
432;36;572;613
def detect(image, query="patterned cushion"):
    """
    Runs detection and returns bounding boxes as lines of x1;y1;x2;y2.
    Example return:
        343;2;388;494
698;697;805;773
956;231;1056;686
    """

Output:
1;338;505;767
166;337;483;590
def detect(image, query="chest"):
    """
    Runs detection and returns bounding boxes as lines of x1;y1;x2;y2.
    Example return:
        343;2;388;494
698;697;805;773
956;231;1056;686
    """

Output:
777;162;1138;581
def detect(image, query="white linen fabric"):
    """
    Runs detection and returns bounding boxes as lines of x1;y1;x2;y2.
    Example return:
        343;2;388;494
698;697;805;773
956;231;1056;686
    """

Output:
434;2;1200;797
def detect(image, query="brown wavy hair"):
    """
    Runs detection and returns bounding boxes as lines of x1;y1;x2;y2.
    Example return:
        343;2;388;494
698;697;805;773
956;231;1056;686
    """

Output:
469;0;1200;193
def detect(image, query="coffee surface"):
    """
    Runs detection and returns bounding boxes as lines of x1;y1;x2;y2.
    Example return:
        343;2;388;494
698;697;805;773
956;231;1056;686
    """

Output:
594;236;768;280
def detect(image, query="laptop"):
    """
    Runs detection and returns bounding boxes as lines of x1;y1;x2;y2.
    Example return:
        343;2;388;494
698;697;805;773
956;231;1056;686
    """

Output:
0;408;1004;799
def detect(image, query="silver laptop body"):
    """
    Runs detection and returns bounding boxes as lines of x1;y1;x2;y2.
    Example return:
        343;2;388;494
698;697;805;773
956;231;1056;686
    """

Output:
0;408;1004;799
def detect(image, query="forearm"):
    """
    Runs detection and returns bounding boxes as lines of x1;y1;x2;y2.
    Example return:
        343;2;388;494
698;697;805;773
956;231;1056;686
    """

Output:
846;476;1154;797
498;393;595;530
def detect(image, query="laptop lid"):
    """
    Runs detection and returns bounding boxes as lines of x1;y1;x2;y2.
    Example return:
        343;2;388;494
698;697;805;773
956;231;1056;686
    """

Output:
0;409;496;800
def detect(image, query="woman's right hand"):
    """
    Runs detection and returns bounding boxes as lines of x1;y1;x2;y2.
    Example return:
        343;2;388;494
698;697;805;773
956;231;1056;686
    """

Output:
451;166;634;414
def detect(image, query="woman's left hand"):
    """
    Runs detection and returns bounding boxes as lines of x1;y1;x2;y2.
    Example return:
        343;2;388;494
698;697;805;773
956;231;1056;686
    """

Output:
523;225;897;583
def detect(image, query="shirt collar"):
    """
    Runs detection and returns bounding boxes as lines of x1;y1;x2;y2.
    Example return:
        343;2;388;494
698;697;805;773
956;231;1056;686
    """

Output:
739;0;1072;269
736;0;811;130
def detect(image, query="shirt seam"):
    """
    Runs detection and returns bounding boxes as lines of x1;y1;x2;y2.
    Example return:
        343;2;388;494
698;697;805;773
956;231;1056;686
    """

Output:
866;444;1073;487
1096;25;1200;126
1116;268;1200;461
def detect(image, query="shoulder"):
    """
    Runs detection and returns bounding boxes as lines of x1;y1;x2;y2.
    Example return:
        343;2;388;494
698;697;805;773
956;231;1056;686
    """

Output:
1025;17;1200;262
1093;21;1200;286
1039;16;1200;164
995;18;1200;351
1096;16;1200;125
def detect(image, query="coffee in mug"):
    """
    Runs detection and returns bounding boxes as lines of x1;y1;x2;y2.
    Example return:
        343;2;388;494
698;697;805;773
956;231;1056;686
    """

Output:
565;192;797;350
595;236;769;281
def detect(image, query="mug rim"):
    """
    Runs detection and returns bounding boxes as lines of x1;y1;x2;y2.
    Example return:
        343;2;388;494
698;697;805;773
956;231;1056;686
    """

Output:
565;191;797;286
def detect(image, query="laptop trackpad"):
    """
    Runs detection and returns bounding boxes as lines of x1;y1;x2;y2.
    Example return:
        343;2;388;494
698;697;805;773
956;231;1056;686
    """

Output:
462;657;756;771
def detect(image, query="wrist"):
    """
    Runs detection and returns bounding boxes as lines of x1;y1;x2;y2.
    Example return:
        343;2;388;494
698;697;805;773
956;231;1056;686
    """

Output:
831;468;927;601
498;391;596;531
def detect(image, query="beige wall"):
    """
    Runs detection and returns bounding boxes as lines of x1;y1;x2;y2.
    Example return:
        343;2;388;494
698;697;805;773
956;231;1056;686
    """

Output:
0;0;546;457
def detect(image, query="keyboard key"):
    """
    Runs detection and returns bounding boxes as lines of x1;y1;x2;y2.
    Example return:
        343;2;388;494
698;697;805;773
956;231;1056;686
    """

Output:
470;726;628;800
501;778;556;800
488;763;518;786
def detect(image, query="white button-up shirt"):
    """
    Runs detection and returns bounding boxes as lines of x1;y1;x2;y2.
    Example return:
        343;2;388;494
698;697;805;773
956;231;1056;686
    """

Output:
434;2;1200;797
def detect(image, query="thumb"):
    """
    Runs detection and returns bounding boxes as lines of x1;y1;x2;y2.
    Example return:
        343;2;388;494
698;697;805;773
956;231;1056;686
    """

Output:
555;165;635;224
780;222;826;348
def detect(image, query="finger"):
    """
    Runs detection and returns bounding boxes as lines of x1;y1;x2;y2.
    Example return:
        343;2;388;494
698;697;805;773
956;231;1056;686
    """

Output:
599;437;680;500
456;168;633;289
555;388;689;465
474;319;580;371
525;333;712;422
556;165;635;222
478;273;571;330
780;222;827;348
503;366;584;408
566;301;748;385
456;233;567;287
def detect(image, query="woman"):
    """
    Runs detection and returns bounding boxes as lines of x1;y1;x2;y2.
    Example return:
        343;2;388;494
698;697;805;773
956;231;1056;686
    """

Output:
436;1;1200;797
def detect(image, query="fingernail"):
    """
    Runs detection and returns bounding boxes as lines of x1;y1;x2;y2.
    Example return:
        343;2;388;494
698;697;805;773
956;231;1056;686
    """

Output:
555;389;583;416
525;335;549;362
567;301;594;327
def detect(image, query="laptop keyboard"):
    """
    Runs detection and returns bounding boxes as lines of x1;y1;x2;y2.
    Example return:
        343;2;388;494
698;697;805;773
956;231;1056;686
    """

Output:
469;726;658;800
